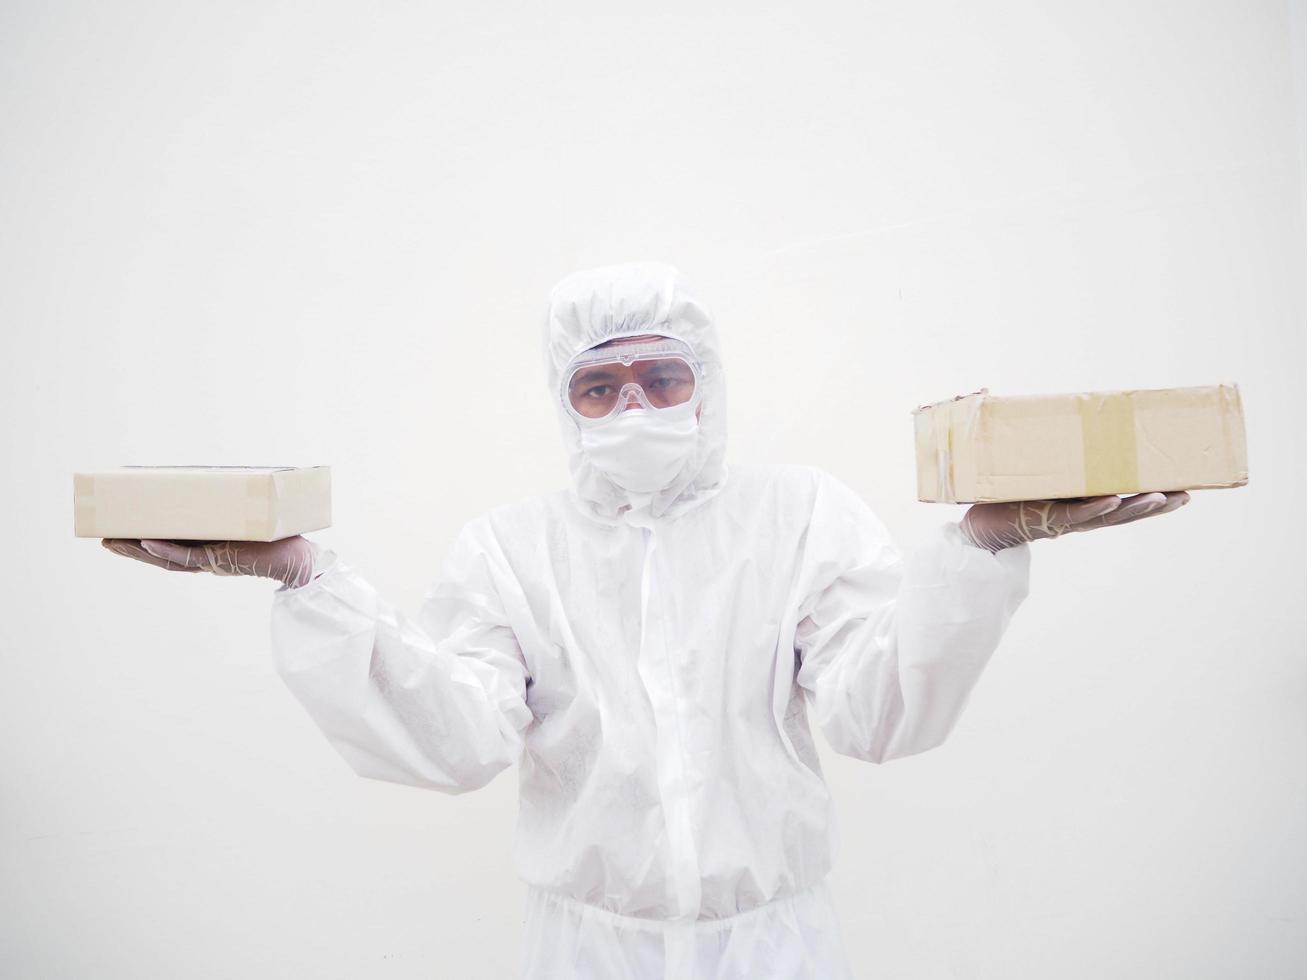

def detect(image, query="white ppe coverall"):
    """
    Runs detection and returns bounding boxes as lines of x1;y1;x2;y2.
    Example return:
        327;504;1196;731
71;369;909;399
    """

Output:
269;262;1032;978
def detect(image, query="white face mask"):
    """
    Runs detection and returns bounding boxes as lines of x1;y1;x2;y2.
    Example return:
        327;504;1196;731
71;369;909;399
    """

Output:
578;407;700;493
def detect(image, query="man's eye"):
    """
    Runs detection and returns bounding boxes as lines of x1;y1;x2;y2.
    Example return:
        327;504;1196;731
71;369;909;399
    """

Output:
584;386;612;399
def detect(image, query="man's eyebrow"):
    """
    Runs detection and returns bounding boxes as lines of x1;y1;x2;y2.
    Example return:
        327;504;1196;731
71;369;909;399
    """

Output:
570;367;620;385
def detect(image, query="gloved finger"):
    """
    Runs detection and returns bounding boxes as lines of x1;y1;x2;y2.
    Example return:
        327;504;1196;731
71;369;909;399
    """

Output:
1147;490;1190;514
1105;491;1168;518
103;538;162;565
1106;490;1189;522
122;540;206;572
1074;492;1169;531
140;539;212;570
102;538;206;572
1057;495;1121;524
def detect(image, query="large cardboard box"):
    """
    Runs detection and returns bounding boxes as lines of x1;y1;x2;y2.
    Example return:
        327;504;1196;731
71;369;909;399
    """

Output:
913;384;1247;503
73;466;331;541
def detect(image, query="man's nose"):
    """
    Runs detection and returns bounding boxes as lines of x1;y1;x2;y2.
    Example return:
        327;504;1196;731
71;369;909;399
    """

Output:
621;388;644;410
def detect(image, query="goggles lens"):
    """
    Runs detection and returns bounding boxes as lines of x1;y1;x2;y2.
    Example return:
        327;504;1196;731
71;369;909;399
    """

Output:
564;342;700;421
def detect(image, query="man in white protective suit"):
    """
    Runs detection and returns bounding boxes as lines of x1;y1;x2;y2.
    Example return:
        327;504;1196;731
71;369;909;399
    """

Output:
103;261;1190;978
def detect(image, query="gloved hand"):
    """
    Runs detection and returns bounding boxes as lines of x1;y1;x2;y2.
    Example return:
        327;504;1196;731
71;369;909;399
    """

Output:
101;536;318;589
960;491;1190;554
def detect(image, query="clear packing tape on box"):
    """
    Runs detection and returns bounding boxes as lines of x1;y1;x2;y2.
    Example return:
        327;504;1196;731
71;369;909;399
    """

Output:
912;384;1248;504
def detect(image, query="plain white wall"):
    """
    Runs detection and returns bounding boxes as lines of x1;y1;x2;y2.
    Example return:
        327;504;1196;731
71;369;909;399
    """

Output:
3;1;1305;977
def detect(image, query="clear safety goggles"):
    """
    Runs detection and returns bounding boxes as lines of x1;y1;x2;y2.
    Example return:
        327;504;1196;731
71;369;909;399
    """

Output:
561;337;703;425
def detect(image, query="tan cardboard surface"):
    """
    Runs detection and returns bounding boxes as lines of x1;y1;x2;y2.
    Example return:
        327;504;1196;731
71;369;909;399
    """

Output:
913;384;1247;503
72;466;332;541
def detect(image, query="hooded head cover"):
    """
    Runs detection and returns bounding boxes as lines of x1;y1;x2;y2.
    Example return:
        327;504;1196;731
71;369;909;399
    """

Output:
544;261;729;524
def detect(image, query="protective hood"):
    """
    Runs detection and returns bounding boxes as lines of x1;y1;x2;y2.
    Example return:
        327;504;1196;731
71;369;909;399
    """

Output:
543;261;729;525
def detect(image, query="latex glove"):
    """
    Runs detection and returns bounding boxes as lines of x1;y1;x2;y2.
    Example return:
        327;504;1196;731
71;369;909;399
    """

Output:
960;491;1190;553
101;536;318;589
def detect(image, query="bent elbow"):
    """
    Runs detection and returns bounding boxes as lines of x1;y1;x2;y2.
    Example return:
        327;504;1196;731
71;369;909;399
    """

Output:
409;750;515;795
340;743;514;796
352;759;509;796
834;725;953;766
874;731;951;765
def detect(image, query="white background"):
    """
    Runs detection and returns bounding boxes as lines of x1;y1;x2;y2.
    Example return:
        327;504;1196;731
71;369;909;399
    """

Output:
3;1;1305;977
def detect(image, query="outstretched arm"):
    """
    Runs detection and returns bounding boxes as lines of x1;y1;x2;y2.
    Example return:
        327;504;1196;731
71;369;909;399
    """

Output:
794;470;1031;764
270;522;533;794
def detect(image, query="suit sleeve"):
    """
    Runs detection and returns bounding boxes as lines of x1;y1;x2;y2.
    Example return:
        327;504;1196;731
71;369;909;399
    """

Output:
794;470;1031;763
268;521;533;793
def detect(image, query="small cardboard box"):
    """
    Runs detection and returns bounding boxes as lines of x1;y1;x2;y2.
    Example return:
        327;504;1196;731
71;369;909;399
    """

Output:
913;384;1247;503
73;466;332;541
